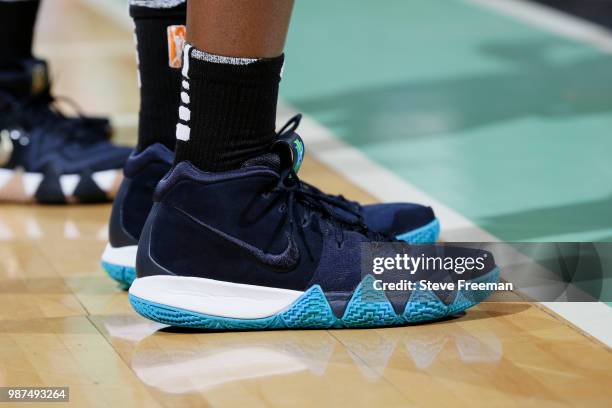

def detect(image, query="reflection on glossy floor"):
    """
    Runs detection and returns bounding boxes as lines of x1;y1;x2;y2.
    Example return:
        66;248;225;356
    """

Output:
0;1;611;407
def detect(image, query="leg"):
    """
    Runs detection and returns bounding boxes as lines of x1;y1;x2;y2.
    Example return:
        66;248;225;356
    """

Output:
173;0;293;171
103;0;292;284
186;0;293;58
131;0;187;151
103;0;189;286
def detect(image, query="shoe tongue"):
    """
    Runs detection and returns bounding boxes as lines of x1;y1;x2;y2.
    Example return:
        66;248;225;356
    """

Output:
272;130;305;174
241;152;282;172
0;59;50;98
241;131;306;174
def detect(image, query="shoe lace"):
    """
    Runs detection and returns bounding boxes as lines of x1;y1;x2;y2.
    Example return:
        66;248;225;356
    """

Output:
267;115;394;258
0;87;110;143
301;181;362;213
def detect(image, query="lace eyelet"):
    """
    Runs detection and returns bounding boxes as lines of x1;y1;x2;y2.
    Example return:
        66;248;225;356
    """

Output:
278;203;287;213
301;216;310;227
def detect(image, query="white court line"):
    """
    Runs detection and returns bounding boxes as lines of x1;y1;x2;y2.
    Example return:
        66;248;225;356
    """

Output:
542;302;612;346
464;0;612;54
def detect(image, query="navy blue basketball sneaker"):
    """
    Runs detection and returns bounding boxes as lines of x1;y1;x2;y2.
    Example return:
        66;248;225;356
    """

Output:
101;119;439;288
101;143;173;287
0;59;130;203
128;116;499;329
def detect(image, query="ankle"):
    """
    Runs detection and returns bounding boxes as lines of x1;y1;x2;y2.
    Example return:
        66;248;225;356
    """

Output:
173;44;284;172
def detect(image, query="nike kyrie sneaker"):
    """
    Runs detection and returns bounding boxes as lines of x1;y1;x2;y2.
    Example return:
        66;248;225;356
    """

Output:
101;118;439;288
128;116;499;330
101;143;173;287
0;59;130;203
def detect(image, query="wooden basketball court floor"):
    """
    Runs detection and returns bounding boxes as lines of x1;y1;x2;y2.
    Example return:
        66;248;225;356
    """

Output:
0;1;611;406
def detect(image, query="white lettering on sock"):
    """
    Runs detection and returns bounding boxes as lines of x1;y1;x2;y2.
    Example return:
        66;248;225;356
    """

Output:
176;123;190;141
180;91;190;104
178;106;191;121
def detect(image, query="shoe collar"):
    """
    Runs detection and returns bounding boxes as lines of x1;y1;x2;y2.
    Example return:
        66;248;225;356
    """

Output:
153;160;279;201
125;143;174;177
0;59;50;99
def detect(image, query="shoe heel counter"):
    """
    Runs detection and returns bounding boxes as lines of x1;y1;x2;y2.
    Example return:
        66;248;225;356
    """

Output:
108;177;138;247
136;202;175;278
109;158;171;247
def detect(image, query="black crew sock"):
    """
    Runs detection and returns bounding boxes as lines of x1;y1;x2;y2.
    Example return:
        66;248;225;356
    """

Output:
130;1;186;151
174;44;284;172
0;0;40;62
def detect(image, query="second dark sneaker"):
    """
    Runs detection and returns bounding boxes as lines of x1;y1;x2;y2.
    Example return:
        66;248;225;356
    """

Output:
101;143;173;288
0;59;130;203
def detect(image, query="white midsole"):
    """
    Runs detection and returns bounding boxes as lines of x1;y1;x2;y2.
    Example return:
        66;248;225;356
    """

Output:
129;275;305;319
101;243;138;268
0;168;122;199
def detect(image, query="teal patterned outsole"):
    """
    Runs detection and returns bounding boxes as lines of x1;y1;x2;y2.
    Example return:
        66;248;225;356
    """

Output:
129;267;499;330
396;218;440;244
101;261;136;288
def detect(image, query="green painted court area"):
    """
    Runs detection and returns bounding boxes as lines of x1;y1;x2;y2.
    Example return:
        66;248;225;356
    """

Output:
282;0;612;243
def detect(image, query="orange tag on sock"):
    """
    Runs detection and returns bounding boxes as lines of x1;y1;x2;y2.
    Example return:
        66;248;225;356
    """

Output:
167;25;186;68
